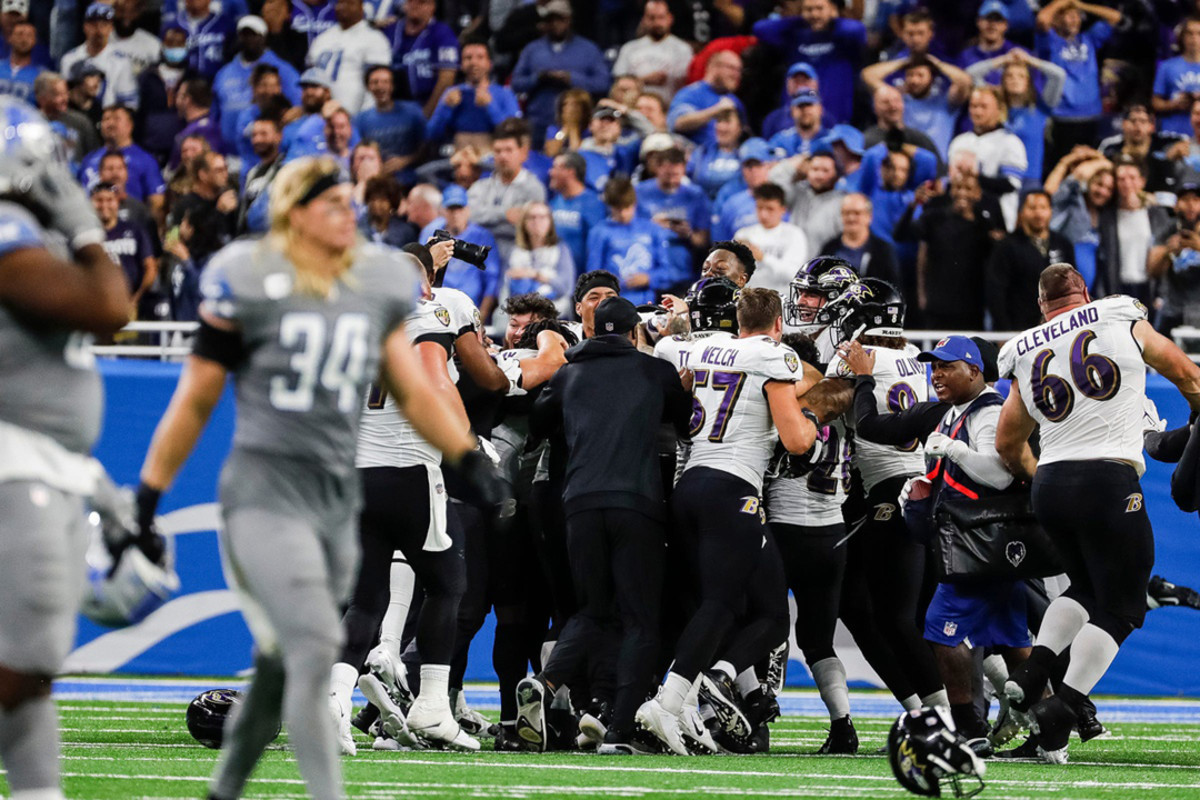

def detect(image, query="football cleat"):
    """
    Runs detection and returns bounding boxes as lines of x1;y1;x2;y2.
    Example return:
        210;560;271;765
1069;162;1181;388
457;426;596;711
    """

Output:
494;724;526;752
365;646;414;713
407;697;481;752
358;673;426;751
817;715;859;755
764;642;789;695
1075;701;1109;742
372;733;403;751
328;695;357;756
453;688;498;738
679;703;719;755
579;712;608;748
988;699;1023;747
597;741;656;755
514;676;550;752
634;696;689;756
1003;658;1050;714
352;703;380;737
698;670;753;740
1147;575;1200;611
994;735;1041;760
1028;695;1075;763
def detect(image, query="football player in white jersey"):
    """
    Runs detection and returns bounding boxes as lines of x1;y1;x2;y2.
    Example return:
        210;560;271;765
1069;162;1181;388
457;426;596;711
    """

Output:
996;264;1200;761
806;278;949;713
765;333;858;754
636;288;819;755
783;256;863;365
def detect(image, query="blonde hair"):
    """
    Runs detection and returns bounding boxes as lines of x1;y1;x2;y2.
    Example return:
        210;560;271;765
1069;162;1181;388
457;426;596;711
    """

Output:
268;156;356;297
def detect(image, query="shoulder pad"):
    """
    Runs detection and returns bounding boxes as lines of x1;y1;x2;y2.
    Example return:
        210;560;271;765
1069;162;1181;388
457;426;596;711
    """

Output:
1094;294;1149;323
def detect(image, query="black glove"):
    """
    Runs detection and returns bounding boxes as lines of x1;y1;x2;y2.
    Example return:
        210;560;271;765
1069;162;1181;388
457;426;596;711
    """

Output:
454;448;513;511
131;482;167;566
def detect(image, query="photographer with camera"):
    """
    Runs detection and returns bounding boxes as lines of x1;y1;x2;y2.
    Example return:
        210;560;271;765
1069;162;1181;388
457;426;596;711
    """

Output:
418;184;503;323
1148;182;1200;333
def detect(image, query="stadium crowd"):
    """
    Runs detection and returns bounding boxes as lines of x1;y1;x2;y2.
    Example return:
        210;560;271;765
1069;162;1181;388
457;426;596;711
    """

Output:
18;0;1200;334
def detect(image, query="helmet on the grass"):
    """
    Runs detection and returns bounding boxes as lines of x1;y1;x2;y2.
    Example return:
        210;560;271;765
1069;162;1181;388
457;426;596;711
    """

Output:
888;706;986;798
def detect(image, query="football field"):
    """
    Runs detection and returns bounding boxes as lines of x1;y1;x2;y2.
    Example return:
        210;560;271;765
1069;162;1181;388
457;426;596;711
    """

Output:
13;678;1200;800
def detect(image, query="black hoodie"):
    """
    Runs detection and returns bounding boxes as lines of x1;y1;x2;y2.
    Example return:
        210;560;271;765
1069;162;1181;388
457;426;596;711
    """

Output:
531;334;692;520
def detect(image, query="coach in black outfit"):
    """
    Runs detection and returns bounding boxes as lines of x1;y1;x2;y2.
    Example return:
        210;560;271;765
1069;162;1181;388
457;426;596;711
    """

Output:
528;296;693;750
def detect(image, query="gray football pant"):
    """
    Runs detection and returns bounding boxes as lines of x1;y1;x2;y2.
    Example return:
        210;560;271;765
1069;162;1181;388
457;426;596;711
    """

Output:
0;480;88;795
209;508;357;800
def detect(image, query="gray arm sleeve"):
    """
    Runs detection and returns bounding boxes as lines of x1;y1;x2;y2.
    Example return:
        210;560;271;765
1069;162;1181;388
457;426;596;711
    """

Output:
954;405;1015;490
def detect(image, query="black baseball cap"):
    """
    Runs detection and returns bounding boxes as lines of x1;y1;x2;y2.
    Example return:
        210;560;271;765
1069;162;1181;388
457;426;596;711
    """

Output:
594;296;640;336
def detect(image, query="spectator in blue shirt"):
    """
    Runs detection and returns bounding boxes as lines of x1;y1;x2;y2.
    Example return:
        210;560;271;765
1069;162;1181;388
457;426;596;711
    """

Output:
511;0;611;147
212;15;301;147
713;138;781;241
768;88;828;158
587;176;670;306
232;65;290;169
80;105;166;221
289;0;337;45
280;67;333;157
579;105;643;189
1153;17;1200;138
387;0;459;116
687;106;744;200
169;78;225;171
179;0;236;79
1035;0;1122;169
0;0;53;69
761;62;819;140
959;1;1017;80
355;65;427;185
862;54;972;160
0;19;41;102
865;148;917;267
549;151;608;272
667;50;744;147
636;146;710;294
417;184;504;316
426;41;520;145
752;0;866;125
93;181;157;310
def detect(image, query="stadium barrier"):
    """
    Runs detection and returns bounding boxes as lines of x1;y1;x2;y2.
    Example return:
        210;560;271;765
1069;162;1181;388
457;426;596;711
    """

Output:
68;352;1200;696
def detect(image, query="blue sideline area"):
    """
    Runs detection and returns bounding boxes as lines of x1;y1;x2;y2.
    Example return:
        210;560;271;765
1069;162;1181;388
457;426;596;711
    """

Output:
80;359;1200;695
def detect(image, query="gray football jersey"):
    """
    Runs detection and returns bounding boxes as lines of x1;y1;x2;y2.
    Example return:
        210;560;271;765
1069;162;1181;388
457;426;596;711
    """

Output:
200;238;420;477
0;201;103;454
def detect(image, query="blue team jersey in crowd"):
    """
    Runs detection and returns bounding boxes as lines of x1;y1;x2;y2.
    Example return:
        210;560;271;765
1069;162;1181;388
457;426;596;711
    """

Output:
551;189;608;271
426;83;521;141
903;85;959;158
636;180;710;290
388;19;460;104
768;125;829;158
688;143;741;200
585;217;670;306
0;61;43;103
851;143;938;194
418;219;502;306
1036;21;1111;119
291;0;338;44
712;187;758;242
213;52;302;146
79;144;166;200
1154;56;1200;136
355;102;427;181
1008;103;1052;187
102;220;154;290
668;82;746;146
182;12;235;78
751;16;866;125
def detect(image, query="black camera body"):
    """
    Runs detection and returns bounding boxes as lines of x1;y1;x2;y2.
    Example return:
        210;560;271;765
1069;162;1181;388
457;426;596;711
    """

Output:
430;229;492;270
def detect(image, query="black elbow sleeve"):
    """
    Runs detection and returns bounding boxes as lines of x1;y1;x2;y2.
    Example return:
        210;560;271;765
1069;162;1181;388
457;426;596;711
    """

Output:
192;319;247;371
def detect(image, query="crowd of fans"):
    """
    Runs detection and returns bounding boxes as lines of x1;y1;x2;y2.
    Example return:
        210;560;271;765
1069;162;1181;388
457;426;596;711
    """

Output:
20;0;1200;333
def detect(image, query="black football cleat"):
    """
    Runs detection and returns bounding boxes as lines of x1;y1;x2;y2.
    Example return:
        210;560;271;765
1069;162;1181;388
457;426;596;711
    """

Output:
1004;658;1050;714
697;670;753;740
1148;575;1200;611
995;734;1042;760
816;715;858;755
1029;695;1076;764
352;703;380;737
493;723;527;752
1075;699;1109;742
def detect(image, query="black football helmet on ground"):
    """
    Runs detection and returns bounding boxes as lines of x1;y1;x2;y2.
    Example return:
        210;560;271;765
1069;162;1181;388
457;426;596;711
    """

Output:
840;277;906;343
685;276;740;333
186;689;280;749
888;707;986;798
784;256;861;331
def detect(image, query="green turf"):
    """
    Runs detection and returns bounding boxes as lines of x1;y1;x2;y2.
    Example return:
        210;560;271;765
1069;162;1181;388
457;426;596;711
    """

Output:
11;697;1200;799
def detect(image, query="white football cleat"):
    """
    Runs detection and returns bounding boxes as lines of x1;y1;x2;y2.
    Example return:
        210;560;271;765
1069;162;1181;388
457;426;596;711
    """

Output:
358;673;426;751
514;676;549;752
328;695;356;756
365;646;413;712
407;697;481;752
454;689;498;738
679;703;719;755
634;696;688;756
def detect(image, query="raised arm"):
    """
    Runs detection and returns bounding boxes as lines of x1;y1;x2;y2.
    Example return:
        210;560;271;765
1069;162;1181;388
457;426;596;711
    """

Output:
861;56;909;93
1136;319;1200;411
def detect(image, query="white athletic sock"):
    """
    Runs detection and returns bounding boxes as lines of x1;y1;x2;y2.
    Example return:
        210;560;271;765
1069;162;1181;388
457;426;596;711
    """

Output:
712;660;737;681
1062;624;1120;696
418;664;451;711
734;667;760;697
901;694;922;711
11;789;66;800
378;561;416;658
660;672;691;715
981;654;1008;699
811;657;851;720
921;689;949;709
329;662;358;717
1035;596;1090;654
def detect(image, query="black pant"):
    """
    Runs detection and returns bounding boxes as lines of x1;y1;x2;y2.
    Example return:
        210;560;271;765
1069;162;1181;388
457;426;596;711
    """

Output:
839;475;942;700
543;507;666;736
775;522;846;664
1032;461;1155;643
340;466;465;669
670;468;790;681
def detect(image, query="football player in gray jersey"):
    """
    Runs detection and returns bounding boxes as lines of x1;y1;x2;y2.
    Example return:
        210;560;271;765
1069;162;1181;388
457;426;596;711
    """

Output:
0;98;134;800
134;158;505;800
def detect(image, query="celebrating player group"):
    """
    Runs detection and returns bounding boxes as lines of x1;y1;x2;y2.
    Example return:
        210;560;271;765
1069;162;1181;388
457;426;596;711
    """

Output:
4;92;1200;800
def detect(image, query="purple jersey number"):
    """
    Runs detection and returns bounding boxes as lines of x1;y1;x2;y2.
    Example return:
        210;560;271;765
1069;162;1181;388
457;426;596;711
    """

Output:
886;381;920;452
692;369;747;443
806;425;852;495
1029;331;1121;422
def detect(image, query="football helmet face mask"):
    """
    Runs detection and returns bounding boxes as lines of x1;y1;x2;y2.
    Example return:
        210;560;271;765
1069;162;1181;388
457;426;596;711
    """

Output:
0;96;69;195
838;277;906;344
81;510;180;628
888;707;986;798
785;257;861;332
685;276;740;333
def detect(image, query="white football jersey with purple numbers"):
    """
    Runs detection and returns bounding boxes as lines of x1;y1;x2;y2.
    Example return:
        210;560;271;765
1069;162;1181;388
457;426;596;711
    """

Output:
765;417;852;527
